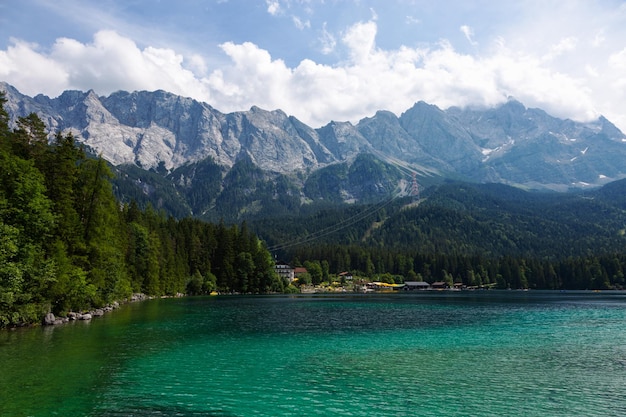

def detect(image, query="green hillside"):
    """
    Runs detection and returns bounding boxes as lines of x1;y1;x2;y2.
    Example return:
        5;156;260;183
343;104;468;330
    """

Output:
251;181;626;290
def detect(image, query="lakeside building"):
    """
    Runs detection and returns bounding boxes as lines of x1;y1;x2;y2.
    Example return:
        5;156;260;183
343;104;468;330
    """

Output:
404;281;431;290
339;271;353;280
275;264;295;282
293;267;308;280
366;282;406;291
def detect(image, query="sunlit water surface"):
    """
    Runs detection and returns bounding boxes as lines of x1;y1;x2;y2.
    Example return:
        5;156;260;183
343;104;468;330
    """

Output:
2;291;626;416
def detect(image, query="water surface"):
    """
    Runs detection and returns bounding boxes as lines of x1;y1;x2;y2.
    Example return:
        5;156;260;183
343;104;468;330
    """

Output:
2;291;626;416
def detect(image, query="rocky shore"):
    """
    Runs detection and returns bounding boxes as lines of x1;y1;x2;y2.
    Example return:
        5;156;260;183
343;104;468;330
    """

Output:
41;293;155;326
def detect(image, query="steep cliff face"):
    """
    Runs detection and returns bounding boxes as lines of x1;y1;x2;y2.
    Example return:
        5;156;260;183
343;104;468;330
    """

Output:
398;101;484;173
357;110;437;165
1;83;340;173
3;82;626;191
220;106;325;173
446;99;626;188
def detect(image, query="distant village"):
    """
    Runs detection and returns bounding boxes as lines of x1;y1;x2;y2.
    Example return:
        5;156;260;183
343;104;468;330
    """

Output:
274;263;492;293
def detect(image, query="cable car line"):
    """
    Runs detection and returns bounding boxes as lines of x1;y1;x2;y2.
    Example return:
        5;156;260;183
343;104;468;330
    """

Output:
267;148;422;252
267;191;401;252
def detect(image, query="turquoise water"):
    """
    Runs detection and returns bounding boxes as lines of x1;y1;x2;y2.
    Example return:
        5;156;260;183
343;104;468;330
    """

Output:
2;292;626;416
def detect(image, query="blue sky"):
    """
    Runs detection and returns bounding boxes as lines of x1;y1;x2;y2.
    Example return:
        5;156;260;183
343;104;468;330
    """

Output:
1;0;626;131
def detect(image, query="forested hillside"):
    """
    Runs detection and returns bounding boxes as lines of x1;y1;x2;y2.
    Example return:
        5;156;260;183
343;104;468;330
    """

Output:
253;181;626;290
109;151;408;223
0;93;281;327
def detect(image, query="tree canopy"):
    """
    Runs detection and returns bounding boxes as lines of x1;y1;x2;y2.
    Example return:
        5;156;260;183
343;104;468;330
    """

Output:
0;93;283;327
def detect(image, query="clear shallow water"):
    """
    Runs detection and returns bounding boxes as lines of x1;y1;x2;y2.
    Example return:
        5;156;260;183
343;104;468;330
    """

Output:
2;291;626;416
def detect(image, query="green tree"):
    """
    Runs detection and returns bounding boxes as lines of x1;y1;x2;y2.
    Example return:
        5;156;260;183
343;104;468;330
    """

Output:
203;272;217;293
76;157;130;304
321;260;330;282
0;92;11;152
10;113;49;162
45;131;86;260
236;252;255;293
214;221;235;290
47;240;96;313
186;270;204;295
0;151;56;324
252;240;279;292
304;260;323;284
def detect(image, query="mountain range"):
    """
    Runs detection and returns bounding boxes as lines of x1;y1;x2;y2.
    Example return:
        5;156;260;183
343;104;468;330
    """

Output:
2;81;626;221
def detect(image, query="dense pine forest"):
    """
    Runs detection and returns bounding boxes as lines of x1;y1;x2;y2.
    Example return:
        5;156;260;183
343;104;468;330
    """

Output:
253;181;626;291
0;93;281;327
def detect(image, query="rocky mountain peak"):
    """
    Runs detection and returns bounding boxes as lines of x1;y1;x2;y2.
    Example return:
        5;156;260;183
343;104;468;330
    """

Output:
2;82;626;190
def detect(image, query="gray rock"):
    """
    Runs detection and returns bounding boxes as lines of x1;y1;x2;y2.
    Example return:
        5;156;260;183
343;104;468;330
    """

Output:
43;313;56;326
3;81;626;191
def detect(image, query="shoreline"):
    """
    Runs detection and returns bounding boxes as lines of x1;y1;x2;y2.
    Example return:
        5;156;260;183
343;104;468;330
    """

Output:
41;292;187;327
41;293;152;327
3;292;185;331
5;287;616;330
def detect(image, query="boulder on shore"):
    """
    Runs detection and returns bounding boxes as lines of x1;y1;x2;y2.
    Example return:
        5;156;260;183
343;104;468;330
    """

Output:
131;293;147;302
43;313;56;326
40;300;126;326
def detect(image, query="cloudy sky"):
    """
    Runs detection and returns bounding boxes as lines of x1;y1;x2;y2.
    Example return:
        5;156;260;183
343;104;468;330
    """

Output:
1;0;625;130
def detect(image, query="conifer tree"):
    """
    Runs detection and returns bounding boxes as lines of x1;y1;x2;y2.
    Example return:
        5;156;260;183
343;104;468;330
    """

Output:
77;156;131;303
46;131;86;260
0;92;10;152
0;150;56;324
12;113;48;161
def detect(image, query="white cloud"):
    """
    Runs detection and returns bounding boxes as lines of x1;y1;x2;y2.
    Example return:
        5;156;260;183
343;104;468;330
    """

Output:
187;53;208;76
342;21;377;63
292;16;310;30
0;31;210;102
460;25;477;46
208;41;293;109
266;1;281;16
319;22;336;55
0;39;68;95
201;21;601;127
0;21;620;130
607;48;626;115
609;48;626;69
405;15;420;25
370;8;378;21
50;31;208;98
592;30;606;47
543;37;578;61
585;65;599;78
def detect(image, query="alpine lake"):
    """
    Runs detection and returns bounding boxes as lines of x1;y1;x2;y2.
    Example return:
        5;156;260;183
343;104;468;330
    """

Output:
2;291;626;416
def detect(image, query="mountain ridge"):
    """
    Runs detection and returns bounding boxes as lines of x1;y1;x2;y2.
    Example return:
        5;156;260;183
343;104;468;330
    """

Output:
2;82;626;195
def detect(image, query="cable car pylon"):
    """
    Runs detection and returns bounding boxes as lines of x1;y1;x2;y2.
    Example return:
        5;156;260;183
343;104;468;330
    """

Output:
410;172;420;202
